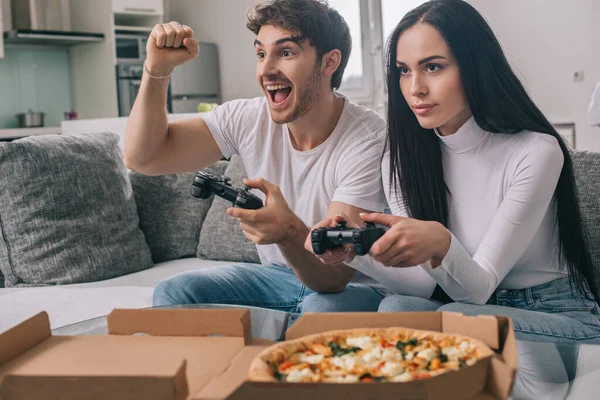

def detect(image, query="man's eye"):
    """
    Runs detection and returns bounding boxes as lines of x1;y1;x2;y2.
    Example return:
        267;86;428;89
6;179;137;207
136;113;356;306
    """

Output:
282;50;292;57
256;52;265;59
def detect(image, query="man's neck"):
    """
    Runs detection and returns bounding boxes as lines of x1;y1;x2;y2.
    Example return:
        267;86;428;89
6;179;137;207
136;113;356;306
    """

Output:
287;91;344;151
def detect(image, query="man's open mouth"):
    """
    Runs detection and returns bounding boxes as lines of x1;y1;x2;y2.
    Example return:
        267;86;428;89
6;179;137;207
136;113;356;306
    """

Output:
266;84;292;105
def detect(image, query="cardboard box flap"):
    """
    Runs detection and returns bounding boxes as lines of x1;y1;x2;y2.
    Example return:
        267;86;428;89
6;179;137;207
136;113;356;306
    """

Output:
286;312;442;340
0;312;50;367
107;308;251;343
193;345;267;400
486;317;517;399
486;356;515;400
227;381;429;400
499;318;517;369
442;312;500;349
1;370;188;400
0;335;190;400
226;372;487;400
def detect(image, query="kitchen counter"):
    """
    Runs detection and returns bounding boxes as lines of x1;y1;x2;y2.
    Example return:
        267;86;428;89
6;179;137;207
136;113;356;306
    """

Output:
0;126;62;140
61;113;207;150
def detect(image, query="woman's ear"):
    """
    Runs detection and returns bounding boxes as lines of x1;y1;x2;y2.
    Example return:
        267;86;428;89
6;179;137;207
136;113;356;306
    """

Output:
321;49;342;80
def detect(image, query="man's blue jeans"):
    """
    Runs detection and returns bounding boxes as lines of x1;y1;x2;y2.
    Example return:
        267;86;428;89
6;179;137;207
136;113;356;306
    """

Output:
153;263;386;315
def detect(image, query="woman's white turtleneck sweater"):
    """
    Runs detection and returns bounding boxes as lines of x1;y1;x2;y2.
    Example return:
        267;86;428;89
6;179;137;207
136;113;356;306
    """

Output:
351;117;568;305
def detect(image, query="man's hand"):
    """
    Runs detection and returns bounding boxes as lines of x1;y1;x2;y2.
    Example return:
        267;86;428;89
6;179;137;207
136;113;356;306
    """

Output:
227;178;298;245
360;213;451;268
304;214;358;265
146;21;200;76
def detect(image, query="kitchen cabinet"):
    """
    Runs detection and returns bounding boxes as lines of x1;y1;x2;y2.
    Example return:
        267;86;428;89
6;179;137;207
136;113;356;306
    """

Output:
68;0;119;120
113;0;164;15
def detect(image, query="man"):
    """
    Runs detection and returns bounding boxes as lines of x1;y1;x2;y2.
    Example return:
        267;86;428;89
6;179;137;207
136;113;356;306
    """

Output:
124;0;389;314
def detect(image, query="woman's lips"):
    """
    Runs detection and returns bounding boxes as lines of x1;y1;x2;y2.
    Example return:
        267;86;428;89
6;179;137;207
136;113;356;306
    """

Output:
413;104;436;116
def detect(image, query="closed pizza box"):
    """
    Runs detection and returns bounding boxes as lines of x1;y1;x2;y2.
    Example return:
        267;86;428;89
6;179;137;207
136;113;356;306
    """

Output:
0;308;266;400
192;312;517;400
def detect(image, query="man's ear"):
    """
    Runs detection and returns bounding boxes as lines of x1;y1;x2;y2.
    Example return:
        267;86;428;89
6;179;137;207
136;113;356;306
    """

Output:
321;49;342;80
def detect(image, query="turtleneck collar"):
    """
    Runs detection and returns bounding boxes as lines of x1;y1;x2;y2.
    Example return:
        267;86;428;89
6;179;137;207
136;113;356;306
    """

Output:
434;116;489;154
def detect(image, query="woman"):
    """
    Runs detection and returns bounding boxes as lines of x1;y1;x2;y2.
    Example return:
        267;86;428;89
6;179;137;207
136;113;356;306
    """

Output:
309;0;600;343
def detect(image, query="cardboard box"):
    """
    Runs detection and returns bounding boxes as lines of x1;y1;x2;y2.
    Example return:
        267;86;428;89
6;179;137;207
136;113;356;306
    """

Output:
0;309;516;400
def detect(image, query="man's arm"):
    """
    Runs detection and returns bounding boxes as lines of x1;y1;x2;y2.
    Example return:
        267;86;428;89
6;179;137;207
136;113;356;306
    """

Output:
124;21;223;175
229;179;367;294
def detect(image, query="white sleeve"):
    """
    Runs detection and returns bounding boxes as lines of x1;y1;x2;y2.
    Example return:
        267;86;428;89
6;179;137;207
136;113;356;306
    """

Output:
348;257;437;298
331;136;387;212
425;135;564;304
345;149;437;298
202;99;254;159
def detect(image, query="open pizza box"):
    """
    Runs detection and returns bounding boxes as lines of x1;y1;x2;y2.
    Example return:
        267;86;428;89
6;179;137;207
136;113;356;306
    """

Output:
0;309;517;400
194;311;517;400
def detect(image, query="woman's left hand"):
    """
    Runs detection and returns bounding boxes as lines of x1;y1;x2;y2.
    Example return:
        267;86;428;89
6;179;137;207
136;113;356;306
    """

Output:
360;213;451;268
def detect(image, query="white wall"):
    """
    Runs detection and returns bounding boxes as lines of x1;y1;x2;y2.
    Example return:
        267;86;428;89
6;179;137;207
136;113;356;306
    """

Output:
166;0;263;102
468;0;600;151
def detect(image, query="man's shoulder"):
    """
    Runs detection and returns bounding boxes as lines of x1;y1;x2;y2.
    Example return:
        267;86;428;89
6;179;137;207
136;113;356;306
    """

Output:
340;98;387;142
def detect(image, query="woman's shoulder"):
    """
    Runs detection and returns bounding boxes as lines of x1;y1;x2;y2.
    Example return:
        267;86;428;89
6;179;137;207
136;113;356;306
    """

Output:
514;130;563;162
490;129;563;162
493;130;565;183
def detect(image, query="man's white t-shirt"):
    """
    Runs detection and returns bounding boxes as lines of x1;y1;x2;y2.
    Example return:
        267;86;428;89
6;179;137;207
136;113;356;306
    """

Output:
203;95;387;274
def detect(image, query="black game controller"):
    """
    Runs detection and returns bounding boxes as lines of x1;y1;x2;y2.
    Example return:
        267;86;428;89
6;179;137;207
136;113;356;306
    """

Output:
311;221;385;256
191;171;263;210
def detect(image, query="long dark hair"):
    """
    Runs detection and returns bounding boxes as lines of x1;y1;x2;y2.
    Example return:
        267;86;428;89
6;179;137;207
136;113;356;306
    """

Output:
386;0;599;302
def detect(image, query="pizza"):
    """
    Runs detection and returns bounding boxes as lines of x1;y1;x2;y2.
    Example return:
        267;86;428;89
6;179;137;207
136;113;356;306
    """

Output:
248;327;493;383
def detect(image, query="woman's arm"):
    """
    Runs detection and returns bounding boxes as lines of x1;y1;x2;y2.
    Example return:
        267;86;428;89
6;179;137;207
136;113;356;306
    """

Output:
376;135;564;305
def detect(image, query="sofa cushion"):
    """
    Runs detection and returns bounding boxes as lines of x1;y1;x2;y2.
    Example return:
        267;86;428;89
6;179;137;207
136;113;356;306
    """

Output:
197;155;261;264
0;257;236;333
0;132;153;287
572;151;600;271
129;160;228;263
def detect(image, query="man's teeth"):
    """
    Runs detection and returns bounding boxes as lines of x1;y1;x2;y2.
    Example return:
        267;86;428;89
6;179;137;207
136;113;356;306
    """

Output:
266;85;290;91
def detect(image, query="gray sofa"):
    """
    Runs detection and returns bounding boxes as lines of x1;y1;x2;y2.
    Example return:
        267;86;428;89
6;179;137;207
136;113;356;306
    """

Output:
0;131;261;333
0;130;599;337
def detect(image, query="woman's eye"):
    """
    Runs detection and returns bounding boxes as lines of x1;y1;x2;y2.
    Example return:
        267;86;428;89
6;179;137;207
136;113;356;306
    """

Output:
256;52;265;59
426;64;441;72
399;67;409;75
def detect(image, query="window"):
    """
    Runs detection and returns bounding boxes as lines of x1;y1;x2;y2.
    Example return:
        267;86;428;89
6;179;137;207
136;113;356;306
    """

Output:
381;0;428;44
328;0;364;91
327;0;428;112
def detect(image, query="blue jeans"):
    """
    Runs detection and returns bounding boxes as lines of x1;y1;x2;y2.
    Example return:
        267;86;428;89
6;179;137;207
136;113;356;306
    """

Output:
153;263;385;315
378;295;443;312
437;277;600;343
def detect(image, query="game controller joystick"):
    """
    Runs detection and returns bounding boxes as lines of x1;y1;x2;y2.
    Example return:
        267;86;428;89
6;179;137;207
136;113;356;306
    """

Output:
191;171;263;210
311;221;385;256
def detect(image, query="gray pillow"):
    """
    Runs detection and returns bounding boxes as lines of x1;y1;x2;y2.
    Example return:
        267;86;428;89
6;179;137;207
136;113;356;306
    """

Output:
130;160;228;263
0;132;153;287
197;155;261;264
572;151;600;271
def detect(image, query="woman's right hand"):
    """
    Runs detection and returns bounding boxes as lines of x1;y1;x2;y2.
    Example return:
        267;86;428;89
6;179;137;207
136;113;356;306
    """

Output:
304;214;358;265
146;21;200;76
